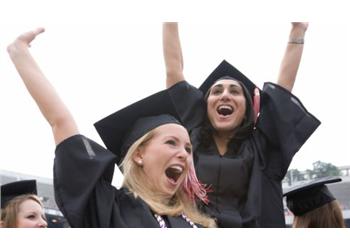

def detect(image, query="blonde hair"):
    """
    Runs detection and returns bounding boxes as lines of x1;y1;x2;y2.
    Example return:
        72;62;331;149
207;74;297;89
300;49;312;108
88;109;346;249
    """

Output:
0;194;43;228
293;200;346;228
121;129;216;228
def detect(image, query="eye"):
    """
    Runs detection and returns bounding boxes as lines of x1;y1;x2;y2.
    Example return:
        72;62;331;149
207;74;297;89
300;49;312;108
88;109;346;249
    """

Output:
211;89;222;95
27;215;36;220
165;139;176;146
185;146;192;154
230;87;243;95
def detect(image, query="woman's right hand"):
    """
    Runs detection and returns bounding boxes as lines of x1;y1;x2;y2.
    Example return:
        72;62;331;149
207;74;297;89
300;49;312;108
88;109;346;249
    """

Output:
7;27;79;145
8;28;45;53
163;22;185;88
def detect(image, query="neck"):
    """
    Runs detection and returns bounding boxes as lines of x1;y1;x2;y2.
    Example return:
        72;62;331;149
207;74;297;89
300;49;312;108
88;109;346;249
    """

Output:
212;131;233;155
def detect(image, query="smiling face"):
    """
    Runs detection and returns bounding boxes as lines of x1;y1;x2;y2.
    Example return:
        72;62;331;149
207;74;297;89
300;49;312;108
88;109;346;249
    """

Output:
133;123;193;198
206;79;247;135
16;198;47;228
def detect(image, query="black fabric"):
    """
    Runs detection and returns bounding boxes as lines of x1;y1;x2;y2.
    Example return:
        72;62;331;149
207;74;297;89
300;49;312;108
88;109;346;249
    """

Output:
168;80;206;131
54;134;200;228
168;81;321;228
199;60;259;98
94;89;183;164
1;180;37;209
284;177;341;216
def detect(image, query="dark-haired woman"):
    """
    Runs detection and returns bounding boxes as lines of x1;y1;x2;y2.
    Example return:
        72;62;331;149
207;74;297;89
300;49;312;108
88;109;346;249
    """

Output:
162;22;321;227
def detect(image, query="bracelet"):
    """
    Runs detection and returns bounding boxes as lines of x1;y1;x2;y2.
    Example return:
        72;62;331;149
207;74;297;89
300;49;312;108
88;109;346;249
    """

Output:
288;37;304;44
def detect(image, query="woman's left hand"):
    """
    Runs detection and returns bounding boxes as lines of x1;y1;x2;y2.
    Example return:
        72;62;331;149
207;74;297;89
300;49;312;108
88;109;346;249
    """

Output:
291;22;308;31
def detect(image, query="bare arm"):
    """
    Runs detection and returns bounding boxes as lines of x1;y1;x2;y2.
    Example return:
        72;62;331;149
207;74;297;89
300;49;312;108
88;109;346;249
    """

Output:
163;22;185;88
277;22;309;92
7;28;78;145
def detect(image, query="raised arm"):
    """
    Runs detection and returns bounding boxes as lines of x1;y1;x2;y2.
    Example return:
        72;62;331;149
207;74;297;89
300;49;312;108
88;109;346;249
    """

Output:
7;28;78;145
277;22;309;92
163;22;185;88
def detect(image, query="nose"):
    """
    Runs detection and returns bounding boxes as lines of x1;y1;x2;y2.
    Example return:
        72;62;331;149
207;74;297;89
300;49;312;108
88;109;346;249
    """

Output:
38;218;48;228
220;89;231;101
177;147;189;161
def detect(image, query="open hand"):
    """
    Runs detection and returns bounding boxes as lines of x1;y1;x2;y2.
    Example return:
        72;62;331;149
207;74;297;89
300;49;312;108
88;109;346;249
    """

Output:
16;27;45;47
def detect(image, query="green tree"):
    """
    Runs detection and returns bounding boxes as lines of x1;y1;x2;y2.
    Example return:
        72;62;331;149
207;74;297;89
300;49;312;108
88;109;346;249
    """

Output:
284;161;341;185
312;161;341;178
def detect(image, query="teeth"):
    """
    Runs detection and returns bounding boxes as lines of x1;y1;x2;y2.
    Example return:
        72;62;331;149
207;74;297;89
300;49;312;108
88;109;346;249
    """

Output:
165;165;184;183
217;105;234;116
171;166;183;173
218;105;232;111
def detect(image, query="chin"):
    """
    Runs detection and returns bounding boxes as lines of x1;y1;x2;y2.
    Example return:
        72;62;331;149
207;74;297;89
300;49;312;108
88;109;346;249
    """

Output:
166;187;180;198
216;125;233;131
214;124;236;133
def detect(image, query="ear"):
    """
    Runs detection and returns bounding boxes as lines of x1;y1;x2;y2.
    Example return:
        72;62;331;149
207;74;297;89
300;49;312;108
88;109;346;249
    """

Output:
132;146;144;166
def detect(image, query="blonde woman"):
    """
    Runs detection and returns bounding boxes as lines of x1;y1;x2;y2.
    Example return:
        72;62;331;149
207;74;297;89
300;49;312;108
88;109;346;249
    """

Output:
8;28;215;228
1;180;47;228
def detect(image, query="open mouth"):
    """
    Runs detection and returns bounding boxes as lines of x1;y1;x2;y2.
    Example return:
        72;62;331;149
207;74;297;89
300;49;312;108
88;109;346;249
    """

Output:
165;165;184;183
217;105;234;116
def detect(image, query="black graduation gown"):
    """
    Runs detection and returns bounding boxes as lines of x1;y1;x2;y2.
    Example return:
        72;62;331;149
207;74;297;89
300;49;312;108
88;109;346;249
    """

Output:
168;81;321;227
54;134;200;228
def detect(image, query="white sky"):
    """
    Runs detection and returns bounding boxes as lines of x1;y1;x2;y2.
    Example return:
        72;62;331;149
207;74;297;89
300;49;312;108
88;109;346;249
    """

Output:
0;1;349;183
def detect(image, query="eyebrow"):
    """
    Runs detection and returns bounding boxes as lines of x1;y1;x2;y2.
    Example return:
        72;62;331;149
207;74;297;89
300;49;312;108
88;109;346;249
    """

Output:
229;85;243;91
212;83;242;89
212;84;223;88
24;211;38;215
165;135;192;147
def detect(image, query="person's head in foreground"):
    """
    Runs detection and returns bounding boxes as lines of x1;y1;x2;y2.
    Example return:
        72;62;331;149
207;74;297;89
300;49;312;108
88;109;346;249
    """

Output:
95;90;216;227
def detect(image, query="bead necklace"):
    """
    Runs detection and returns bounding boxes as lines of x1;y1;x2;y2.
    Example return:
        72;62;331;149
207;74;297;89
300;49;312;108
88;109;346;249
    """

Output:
153;213;198;228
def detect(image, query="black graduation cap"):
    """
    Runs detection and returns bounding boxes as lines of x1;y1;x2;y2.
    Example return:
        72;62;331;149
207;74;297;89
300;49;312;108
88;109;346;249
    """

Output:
199;60;259;98
94;89;181;165
1;180;37;209
283;177;342;216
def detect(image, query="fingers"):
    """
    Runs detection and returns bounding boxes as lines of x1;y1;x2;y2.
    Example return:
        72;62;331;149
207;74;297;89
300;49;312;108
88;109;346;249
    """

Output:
291;22;308;25
291;22;309;31
33;27;45;36
17;27;45;46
